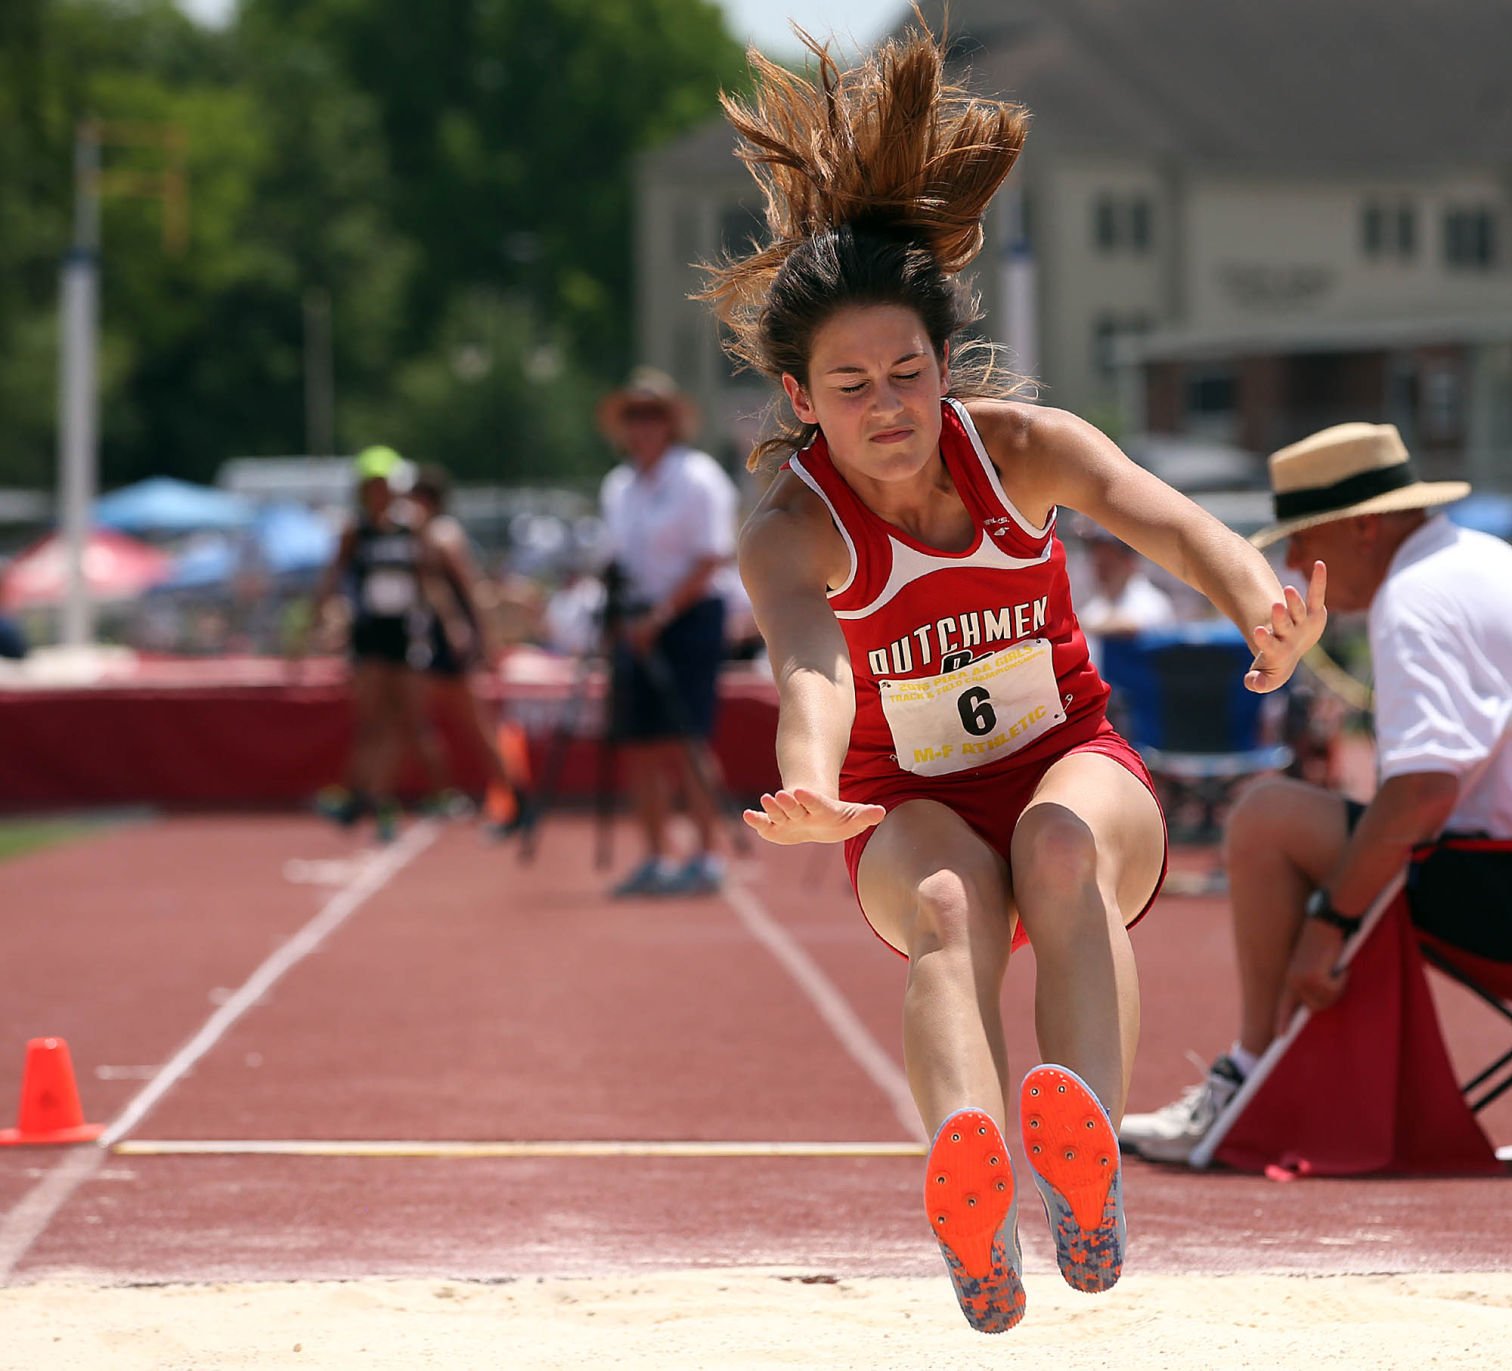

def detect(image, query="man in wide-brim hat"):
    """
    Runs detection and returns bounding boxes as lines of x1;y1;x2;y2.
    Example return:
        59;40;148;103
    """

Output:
1122;421;1512;1166
594;365;739;899
1249;421;1468;552
595;366;701;449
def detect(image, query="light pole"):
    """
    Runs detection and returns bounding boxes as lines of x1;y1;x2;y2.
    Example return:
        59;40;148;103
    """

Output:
54;120;188;648
57;123;102;648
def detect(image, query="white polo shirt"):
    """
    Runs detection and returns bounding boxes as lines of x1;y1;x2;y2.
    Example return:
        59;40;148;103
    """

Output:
1369;514;1512;836
600;445;738;606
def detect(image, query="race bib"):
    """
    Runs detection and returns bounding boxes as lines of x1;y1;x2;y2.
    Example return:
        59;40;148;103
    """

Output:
878;638;1066;777
362;569;416;616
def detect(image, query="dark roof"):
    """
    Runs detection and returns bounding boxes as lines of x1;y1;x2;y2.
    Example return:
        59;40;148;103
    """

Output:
912;0;1512;170
651;0;1512;177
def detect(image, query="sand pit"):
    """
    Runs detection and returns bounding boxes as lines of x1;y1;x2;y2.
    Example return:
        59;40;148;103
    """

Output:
4;1270;1511;1369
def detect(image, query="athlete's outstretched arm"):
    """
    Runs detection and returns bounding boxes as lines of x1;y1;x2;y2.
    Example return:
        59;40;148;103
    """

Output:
738;483;885;844
971;402;1326;693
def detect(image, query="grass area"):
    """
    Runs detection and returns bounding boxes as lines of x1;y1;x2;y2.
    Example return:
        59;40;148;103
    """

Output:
0;819;100;863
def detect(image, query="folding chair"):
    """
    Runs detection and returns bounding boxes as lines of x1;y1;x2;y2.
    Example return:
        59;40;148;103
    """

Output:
1190;875;1503;1176
1405;833;1512;1117
1099;622;1292;842
1417;934;1512;1113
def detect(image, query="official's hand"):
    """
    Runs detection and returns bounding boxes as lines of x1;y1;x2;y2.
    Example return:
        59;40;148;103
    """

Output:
1246;560;1327;693
1274;914;1348;1036
742;788;887;845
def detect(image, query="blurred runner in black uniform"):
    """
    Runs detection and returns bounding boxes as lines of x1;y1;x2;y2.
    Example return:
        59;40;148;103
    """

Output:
408;465;534;838
308;445;445;842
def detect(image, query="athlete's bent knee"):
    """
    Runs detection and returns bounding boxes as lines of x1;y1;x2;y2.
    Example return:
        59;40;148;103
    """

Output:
911;863;997;953
1011;805;1099;902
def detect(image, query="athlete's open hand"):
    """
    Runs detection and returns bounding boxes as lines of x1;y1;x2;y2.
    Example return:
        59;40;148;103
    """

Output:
1246;560;1327;693
743;788;886;845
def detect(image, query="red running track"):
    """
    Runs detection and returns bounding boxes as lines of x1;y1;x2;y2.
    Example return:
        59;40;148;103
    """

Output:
0;815;1507;1285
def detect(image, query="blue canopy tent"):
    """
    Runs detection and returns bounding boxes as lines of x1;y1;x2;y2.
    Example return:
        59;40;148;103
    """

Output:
255;503;337;575
94;477;255;535
1449;492;1512;542
161;536;239;590
158;504;337;591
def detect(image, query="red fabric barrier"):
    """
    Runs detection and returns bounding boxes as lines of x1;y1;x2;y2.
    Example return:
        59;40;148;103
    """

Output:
0;653;781;810
1214;893;1501;1177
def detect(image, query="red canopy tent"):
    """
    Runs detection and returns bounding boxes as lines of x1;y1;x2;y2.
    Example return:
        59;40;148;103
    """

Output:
0;529;171;610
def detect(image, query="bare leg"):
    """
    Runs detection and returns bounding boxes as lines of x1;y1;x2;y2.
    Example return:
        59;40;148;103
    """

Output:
859;800;1017;1137
622;740;679;860
1224;777;1349;1057
428;677;509;791
362;663;419;804
1011;753;1164;1123
346;661;389;797
388;668;445;796
465;685;526;790
676;739;726;855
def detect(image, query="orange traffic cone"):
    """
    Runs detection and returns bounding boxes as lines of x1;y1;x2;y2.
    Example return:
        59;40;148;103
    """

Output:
0;1037;104;1145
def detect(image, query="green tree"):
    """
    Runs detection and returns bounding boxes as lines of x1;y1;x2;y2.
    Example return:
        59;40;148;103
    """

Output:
240;0;747;372
0;0;747;491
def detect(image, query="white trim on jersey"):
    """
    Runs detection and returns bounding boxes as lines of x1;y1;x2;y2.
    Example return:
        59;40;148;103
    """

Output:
832;532;1051;622
944;397;1055;543
789;455;859;598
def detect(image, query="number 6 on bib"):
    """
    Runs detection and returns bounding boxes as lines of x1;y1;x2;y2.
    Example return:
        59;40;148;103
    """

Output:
879;639;1066;778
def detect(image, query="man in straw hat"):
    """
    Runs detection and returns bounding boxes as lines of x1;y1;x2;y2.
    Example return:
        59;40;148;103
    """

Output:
595;367;740;897
1121;422;1512;1163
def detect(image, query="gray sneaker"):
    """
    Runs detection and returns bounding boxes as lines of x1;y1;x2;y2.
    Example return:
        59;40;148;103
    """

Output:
663;853;725;896
609;858;677;899
1118;1055;1245;1164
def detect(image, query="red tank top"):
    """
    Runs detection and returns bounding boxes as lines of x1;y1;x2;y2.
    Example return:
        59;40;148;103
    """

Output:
787;399;1110;798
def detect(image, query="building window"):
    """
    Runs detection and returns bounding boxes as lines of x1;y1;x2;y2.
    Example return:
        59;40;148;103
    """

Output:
1092;195;1154;253
1181;367;1240;442
1094;196;1118;250
1362;204;1384;255
1445;207;1497;270
1418;358;1465;442
1362;200;1416;260
1093;316;1119;374
1092;313;1150;376
1186;370;1238;417
1397;205;1416;257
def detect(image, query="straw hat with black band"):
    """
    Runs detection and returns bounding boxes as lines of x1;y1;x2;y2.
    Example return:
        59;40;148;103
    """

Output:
596;366;701;448
1250;422;1470;550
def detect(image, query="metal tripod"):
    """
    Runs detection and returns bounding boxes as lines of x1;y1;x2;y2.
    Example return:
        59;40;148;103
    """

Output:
517;566;750;868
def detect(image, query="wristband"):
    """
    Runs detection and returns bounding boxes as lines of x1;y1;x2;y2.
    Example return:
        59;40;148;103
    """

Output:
1305;887;1362;936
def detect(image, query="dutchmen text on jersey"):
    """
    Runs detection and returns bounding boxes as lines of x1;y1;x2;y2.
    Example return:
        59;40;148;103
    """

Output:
788;399;1110;790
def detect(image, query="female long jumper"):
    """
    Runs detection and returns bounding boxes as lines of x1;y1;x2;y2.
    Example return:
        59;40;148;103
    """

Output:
700;23;1326;1332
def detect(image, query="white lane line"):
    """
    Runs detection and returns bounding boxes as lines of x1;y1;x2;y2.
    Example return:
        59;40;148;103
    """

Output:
114;1139;927;1159
0;822;437;1284
721;875;925;1143
100;822;437;1148
0;1149;105;1283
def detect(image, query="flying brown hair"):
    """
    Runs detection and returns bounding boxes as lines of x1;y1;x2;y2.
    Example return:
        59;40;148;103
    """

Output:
698;18;1032;467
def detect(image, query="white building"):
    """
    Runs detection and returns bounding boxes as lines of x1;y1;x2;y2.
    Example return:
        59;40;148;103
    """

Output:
635;0;1512;487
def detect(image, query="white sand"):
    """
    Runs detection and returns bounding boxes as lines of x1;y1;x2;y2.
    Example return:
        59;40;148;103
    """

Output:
4;1271;1511;1370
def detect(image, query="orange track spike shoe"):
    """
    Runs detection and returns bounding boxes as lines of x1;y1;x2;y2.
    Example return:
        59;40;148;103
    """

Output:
1020;1064;1126;1294
924;1107;1026;1333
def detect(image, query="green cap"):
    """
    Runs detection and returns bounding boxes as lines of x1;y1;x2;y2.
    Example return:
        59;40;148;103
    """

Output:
354;445;403;481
